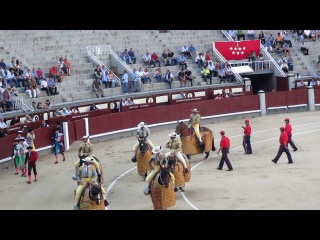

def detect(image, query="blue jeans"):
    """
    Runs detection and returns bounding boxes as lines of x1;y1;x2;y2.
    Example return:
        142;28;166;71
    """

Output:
133;80;139;92
122;82;128;93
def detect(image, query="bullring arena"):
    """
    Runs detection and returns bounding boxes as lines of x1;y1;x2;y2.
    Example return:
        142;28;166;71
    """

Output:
1;110;320;210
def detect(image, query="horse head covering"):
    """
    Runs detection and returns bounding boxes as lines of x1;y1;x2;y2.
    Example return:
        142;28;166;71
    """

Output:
137;122;146;127
152;146;163;154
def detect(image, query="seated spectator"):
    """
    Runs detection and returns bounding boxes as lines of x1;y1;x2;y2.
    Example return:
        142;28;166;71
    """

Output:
40;120;49;128
303;30;311;41
283;32;292;47
59;107;70;115
214;62;221;77
108;70;117;88
218;68;227;83
121;98;128;106
297;79;306;88
227;30;236;41
163;69;174;89
125;98;134;105
236;30;245;40
310;30;317;41
313;70;320;81
188;44;197;59
128;48;137;64
280;61;289;73
178;92;187;99
300;41;309;55
49;65;60;82
94;65;102;80
151;52;161;67
0;117;8;137
41;78;50;96
215;93;222;99
44;99;50;109
178;53;188;70
181;45;192;59
225;65;235;82
282;42;291;57
195;52;205;68
92;77;104;98
90;103;98;111
317;55;320;68
30;78;40;98
246;30;255;40
184;68;194;87
204;51;212;65
275;32;283;47
161;49;170;66
53;109;62;117
47;77;57;95
36;68;43;85
167;49;178;66
264;34;274;52
11;87;19;97
153;67;163;82
10;116;20;126
201;65;212;84
2;86;13;111
71;107;78;113
6;69;19;88
275;43;282;54
63;56;71;75
25;79;37;98
310;79;319;87
36;101;44;110
120;49;132;64
142;51;152;68
141;68;151;84
178;69;186;87
258;31;265;45
207;61;216;77
24;114;33;123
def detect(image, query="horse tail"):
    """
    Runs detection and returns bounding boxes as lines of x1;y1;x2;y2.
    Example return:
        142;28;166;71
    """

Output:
212;136;216;151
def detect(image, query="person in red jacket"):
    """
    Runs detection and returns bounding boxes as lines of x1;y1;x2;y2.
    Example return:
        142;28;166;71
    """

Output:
216;130;233;171
25;146;39;184
242;119;252;154
271;127;293;164
284;118;298;151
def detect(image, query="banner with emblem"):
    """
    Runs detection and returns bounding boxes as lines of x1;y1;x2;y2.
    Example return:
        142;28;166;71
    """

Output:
214;40;261;61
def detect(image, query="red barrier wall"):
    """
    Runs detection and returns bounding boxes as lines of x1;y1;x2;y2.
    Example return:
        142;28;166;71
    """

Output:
315;89;320;104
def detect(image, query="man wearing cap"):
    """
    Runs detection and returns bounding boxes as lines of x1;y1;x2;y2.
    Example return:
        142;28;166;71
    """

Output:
165;132;188;173
143;146;175;195
12;139;27;176
73;135;101;181
242;119;252;154
74;157;98;210
25;146;38;184
188;108;203;145
217;131;233;171
52;128;66;164
271;127;293;164
284;118;298;152
132;122;155;162
15;130;28;147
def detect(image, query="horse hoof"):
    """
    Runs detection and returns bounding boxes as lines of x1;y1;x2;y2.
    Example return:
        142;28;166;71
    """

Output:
174;187;179;192
131;157;137;163
204;156;208;160
73;205;80;210
179;187;185;192
104;200;109;206
184;168;189;174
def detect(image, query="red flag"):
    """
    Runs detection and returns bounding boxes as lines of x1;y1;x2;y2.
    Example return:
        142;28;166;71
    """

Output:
214;40;260;61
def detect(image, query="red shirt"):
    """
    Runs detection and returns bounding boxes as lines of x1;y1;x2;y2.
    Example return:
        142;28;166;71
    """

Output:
284;123;292;135
220;136;230;148
244;124;251;136
26;150;38;164
151;53;159;61
279;131;288;146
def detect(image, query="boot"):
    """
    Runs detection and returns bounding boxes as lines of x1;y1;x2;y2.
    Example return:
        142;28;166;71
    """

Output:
72;174;77;180
131;155;137;163
143;185;150;195
104;199;109;206
27;175;31;184
15;168;19;175
73;205;80;210
35;175;37;182
96;94;99;98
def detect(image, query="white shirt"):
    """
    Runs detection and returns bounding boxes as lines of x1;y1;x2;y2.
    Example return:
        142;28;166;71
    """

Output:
41;80;48;88
0;121;8;128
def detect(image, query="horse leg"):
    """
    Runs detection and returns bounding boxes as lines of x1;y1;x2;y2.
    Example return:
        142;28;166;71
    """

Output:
204;151;210;159
179;187;185;192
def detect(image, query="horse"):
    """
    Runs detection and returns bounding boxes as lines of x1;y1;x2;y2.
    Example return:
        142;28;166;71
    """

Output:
77;181;108;210
149;162;176;210
175;121;216;159
136;138;153;177
167;153;191;192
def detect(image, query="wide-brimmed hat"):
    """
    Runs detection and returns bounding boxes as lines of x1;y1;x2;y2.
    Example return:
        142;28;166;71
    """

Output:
84;157;93;162
26;146;33;150
191;108;199;113
137;122;146;127
152;146;163;154
168;132;179;138
81;135;90;140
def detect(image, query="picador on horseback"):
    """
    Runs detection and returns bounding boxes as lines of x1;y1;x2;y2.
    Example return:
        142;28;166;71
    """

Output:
188;108;203;145
132;122;155;162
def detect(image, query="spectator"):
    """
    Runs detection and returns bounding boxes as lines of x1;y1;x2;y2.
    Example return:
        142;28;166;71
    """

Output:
283;32;292;47
36;68;43;84
163;69;174;89
141;68;151;84
215;93;222;99
24;114;33;123
59;107;70;115
188;44;197;59
310;79;318;87
227;30;236;41
121;70;129;94
2;86;13;111
236;30;245;40
317;55;320;68
125;98;134;105
178;53;188;70
258;31;265;45
313;70;320;81
92;77;104;98
49;65;60;82
153;67;163;82
142;51;152;68
225;65;235;82
167;49;178;65
131;68;140;93
300;41;309;55
195;52;205;68
63;56;71;75
40;120;49;128
246;30;255;40
282;42;291;57
207;61;216;77
181;45;192;59
101;65;111;88
25;79;36;98
201;65;212;84
41;78;50;96
280;61;289;73
178;69;186;87
36;102;44;110
265;34;274;53
184;68;194;86
44;99;50;109
0;117;8;138
120;49;132;64
161;49;169;66
275;32;283;47
0;59;6;70
94;65;102;80
108;70;116;88
150;52;161;67
297;79;306;88
30;78;40;98
204;51;212;65
90;103;98;111
218;68;227;83
10;116;20;126
6;69;19;88
128;48;137;64
11;87;19;97
47;77;57;95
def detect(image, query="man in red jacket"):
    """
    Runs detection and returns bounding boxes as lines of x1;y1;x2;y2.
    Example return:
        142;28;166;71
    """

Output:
271;127;293;164
242;119;252;154
25;146;39;184
284;118;298;151
216;130;233;171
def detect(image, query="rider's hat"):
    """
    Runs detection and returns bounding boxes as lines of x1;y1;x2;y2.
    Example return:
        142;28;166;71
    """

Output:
17;130;23;134
137;122;146;127
168;132;179;138
84;157;93;162
191;108;199;113
26;146;33;150
152;146;163;154
81;135;90;140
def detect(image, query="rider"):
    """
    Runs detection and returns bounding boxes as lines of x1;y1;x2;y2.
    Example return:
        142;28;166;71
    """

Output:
188;108;203;145
72;135;101;181
132;122;155;162
165;132;189;174
143;146;175;195
73;157;98;210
